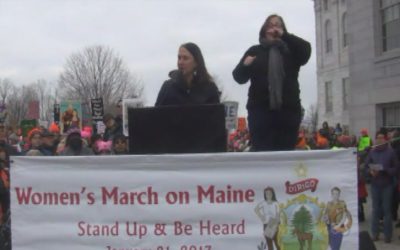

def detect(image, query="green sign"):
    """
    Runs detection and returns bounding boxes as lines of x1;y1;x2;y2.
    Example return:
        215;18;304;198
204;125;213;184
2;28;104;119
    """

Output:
20;119;37;137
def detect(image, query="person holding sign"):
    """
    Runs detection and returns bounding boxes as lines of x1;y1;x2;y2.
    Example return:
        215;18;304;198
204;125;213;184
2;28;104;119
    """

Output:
232;14;311;151
254;187;281;250
155;42;220;106
365;131;399;243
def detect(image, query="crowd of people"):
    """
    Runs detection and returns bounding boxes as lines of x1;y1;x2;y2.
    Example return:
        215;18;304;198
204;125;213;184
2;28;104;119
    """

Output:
0;116;399;247
1;113;126;157
0;112;127;249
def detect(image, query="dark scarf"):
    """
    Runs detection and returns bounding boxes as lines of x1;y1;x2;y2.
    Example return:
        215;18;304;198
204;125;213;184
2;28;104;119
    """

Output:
260;38;288;110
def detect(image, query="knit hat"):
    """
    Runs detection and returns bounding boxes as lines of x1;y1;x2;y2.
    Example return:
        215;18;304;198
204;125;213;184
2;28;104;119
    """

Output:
360;128;368;136
96;140;112;152
49;122;60;134
81;126;92;139
28;128;42;141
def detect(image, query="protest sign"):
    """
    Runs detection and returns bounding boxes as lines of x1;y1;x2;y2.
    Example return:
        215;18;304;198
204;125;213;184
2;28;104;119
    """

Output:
223;101;238;131
91;98;104;122
26;100;39;120
82;102;92;127
53;104;60;123
20;119;37;137
237;117;247;131
60;101;82;133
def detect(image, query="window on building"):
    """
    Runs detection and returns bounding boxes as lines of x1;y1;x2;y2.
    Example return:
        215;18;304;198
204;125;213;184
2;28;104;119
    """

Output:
325;81;333;112
342;13;348;48
342;78;350;110
382;102;400;128
381;0;400;52
323;0;329;11
325;20;333;53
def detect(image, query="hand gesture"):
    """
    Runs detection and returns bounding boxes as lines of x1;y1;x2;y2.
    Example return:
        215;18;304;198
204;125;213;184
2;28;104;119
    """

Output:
243;55;256;66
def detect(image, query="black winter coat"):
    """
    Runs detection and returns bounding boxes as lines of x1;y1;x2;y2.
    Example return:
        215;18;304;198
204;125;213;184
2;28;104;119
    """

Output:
232;33;311;110
155;71;220;106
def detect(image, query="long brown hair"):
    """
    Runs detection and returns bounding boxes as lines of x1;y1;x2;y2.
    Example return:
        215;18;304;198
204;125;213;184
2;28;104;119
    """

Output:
180;42;213;85
259;14;288;41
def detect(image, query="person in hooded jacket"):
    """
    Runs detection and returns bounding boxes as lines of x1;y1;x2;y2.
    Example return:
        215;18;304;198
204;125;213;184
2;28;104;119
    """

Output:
233;14;311;151
155;42;220;106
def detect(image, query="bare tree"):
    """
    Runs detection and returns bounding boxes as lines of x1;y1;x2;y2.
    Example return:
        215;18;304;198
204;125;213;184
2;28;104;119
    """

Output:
6;84;39;127
0;79;56;126
0;78;13;104
211;74;229;102
58;45;143;112
31;79;56;122
304;104;318;132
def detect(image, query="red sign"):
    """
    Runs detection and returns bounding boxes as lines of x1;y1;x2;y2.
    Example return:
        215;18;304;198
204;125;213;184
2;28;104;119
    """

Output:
26;100;40;120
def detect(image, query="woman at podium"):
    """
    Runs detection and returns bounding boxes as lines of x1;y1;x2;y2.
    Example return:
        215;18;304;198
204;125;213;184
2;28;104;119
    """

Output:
155;42;220;106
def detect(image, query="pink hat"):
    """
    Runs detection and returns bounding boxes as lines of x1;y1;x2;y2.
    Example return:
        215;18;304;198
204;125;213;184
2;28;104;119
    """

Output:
96;140;112;152
360;128;368;136
81;126;92;139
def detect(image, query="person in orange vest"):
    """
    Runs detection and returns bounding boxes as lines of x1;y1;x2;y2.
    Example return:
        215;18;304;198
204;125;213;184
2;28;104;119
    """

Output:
295;130;310;150
315;132;329;150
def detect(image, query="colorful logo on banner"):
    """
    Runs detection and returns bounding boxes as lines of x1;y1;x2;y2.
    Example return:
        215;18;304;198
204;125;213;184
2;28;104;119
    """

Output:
253;163;353;250
60;101;82;133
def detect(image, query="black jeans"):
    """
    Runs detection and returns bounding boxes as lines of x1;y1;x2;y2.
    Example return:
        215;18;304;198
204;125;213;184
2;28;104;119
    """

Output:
248;106;301;151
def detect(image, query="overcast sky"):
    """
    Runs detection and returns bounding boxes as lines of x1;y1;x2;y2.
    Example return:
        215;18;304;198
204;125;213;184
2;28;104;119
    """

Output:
0;0;316;116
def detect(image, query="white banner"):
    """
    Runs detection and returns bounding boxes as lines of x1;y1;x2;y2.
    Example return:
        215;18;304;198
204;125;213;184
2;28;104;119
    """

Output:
11;150;358;250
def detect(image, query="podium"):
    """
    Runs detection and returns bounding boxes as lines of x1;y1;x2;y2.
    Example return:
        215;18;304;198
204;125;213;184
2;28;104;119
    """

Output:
128;104;227;154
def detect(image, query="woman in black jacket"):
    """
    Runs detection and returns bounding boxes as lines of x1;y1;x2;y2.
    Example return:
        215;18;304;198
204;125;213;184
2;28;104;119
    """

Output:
233;14;311;151
155;42;220;106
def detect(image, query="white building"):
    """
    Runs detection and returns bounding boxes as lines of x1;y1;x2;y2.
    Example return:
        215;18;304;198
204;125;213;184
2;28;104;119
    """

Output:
313;0;400;135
